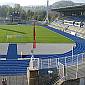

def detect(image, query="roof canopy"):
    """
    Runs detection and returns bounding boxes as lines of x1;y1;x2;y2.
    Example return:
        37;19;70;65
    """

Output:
52;5;85;12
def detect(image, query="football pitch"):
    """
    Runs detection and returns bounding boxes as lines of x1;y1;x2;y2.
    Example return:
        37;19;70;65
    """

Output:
0;25;73;43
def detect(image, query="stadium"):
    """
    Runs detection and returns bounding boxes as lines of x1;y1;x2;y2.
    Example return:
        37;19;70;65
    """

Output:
0;0;85;85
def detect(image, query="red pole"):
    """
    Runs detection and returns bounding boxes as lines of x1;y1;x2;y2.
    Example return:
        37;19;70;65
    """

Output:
33;21;36;48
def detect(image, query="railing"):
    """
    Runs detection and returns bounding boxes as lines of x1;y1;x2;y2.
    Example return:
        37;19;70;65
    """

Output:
31;52;85;85
32;53;85;70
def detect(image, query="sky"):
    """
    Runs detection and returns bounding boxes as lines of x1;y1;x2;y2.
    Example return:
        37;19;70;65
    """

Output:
0;0;85;6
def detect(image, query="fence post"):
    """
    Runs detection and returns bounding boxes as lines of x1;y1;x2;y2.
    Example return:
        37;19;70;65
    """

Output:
56;58;58;68
48;58;50;69
57;58;59;69
82;54;84;63
76;56;79;79
40;59;42;69
72;46;74;64
64;57;67;80
37;58;39;69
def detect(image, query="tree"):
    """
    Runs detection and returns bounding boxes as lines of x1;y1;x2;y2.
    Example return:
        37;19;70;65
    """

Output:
0;5;9;18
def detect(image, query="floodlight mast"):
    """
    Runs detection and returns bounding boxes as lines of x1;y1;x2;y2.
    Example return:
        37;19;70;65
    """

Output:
46;0;49;23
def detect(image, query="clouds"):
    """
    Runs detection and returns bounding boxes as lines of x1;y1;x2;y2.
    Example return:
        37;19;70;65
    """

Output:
0;0;85;6
0;0;57;6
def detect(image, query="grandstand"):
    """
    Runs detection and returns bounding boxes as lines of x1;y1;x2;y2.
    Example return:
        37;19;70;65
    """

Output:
52;5;85;28
49;4;85;85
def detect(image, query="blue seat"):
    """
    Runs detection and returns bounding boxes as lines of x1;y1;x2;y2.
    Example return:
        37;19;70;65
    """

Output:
0;60;29;75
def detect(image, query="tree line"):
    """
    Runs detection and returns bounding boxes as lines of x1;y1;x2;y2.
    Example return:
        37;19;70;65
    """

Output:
0;4;47;21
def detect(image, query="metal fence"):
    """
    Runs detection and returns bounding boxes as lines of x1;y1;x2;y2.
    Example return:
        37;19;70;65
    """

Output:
32;53;85;70
31;52;85;84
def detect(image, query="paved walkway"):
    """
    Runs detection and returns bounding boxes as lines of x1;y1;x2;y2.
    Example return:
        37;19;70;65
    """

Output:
17;43;74;55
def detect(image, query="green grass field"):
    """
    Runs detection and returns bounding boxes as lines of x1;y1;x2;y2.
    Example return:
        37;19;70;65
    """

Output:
0;25;73;43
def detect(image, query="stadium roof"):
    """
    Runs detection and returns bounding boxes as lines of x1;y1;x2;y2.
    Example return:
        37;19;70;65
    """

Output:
52;5;85;12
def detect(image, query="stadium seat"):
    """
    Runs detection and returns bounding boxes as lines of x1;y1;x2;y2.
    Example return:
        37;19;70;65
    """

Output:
0;60;29;75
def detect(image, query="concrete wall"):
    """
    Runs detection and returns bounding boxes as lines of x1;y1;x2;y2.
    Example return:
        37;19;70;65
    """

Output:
0;75;28;85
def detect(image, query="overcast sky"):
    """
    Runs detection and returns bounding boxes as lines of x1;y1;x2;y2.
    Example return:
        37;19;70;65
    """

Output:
0;0;85;6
